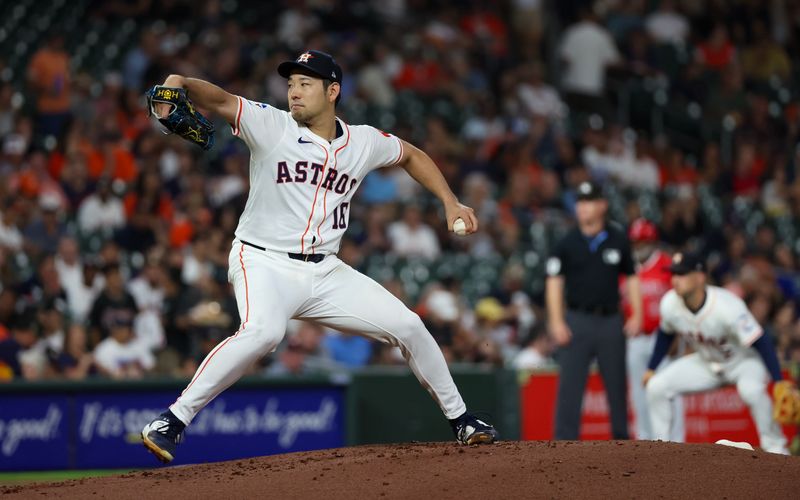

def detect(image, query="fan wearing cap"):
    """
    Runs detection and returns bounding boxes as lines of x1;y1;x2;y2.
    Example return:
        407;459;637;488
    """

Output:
545;180;642;440
643;251;789;454
619;219;683;441
141;50;496;463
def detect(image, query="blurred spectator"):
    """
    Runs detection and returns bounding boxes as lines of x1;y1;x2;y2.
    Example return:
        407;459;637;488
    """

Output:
471;297;516;363
54;236;82;296
128;258;167;350
696;24;737;71
658;190;704;249
644;0;689;46
559;7;620;115
23;193;68;257
123;29;161;92
357;44;399;108
516;62;565;122
512;327;554;370
26;33;71;140
660;148;698;188
265;322;341;376
0;309;40;381
88;264;138;347
387;204;441;260
741;21;791;84
93;314;154;379
63;258;104;325
420;282;461;354
77;177;126;235
0;201;23;251
322;329;372;369
19;297;67;379
51;323;93;380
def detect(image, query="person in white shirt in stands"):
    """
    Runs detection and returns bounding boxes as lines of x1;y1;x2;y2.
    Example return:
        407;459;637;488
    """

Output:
93;313;155;380
387;203;441;261
54;236;82;297
559;6;620;116
516;62;565;123
513;328;554;370
645;0;689;46
63;258;104;325
77;177;126;235
128;258;166;351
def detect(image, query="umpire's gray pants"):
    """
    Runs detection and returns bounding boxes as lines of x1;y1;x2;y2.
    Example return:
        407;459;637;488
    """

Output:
554;310;628;440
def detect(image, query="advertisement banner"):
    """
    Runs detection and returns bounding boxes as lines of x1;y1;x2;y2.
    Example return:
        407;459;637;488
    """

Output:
520;372;797;445
75;388;344;468
0;396;70;470
0;386;344;470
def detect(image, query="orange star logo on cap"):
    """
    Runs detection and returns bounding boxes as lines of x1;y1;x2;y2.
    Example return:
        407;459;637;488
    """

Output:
297;52;314;63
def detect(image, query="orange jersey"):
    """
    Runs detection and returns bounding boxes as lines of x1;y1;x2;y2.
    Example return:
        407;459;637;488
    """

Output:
620;250;672;334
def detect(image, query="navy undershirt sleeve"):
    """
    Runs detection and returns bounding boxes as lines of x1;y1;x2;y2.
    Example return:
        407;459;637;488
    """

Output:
647;328;673;371
751;333;783;382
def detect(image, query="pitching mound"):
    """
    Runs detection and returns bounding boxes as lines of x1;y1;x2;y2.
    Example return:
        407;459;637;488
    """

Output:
3;441;799;499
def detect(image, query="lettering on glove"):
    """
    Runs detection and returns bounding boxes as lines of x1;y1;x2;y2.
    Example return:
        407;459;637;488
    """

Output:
146;85;215;150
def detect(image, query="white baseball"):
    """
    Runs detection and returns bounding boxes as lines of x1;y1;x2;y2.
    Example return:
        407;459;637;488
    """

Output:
453;218;467;236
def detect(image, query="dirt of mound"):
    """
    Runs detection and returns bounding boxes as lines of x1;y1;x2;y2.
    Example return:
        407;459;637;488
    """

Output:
3;441;800;499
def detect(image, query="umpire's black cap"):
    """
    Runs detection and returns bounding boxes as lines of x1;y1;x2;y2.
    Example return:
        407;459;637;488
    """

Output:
278;50;343;84
668;251;707;275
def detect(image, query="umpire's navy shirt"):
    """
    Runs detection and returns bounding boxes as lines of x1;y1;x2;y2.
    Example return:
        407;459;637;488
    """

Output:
546;222;635;310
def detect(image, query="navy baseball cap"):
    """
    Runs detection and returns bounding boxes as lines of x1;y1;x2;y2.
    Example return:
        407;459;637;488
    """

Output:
668;251;706;275
278;50;343;83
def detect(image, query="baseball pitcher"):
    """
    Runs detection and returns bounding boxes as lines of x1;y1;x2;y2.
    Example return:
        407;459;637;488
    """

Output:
644;251;789;454
141;50;497;463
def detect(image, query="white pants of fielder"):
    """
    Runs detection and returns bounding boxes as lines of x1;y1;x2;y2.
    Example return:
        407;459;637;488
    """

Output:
646;352;788;454
627;334;684;441
169;240;466;425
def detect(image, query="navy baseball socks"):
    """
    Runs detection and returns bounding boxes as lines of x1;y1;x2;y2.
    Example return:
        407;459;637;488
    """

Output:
142;410;185;463
449;412;499;445
142;409;496;463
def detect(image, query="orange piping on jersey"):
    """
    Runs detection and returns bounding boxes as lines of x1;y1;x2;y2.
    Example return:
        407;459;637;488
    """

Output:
231;96;243;136
174;243;249;405
314;122;351;252
300;139;329;254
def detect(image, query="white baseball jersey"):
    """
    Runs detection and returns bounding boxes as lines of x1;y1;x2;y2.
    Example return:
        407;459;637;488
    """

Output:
648;285;788;454
659;286;762;367
231;96;403;255
167;94;469;428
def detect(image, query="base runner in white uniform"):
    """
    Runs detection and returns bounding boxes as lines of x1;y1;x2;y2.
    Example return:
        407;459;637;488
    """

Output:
644;252;789;454
141;50;497;463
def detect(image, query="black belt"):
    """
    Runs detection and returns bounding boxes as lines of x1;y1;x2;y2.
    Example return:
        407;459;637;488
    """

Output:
568;303;619;316
240;240;326;264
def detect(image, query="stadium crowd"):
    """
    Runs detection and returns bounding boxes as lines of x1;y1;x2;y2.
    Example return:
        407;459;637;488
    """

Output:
2;0;800;382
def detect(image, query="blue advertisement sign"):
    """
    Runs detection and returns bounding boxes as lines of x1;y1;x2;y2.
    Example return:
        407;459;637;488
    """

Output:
0;396;70;470
0;386;344;471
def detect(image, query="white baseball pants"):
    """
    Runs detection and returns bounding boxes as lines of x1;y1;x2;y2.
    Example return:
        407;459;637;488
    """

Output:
646;352;788;454
627;334;684;441
170;241;467;425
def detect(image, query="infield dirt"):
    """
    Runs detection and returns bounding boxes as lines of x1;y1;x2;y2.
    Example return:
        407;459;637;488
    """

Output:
3;440;800;499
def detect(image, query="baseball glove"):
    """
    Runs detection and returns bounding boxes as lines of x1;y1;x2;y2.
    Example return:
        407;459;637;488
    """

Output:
146;85;215;150
772;380;800;425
